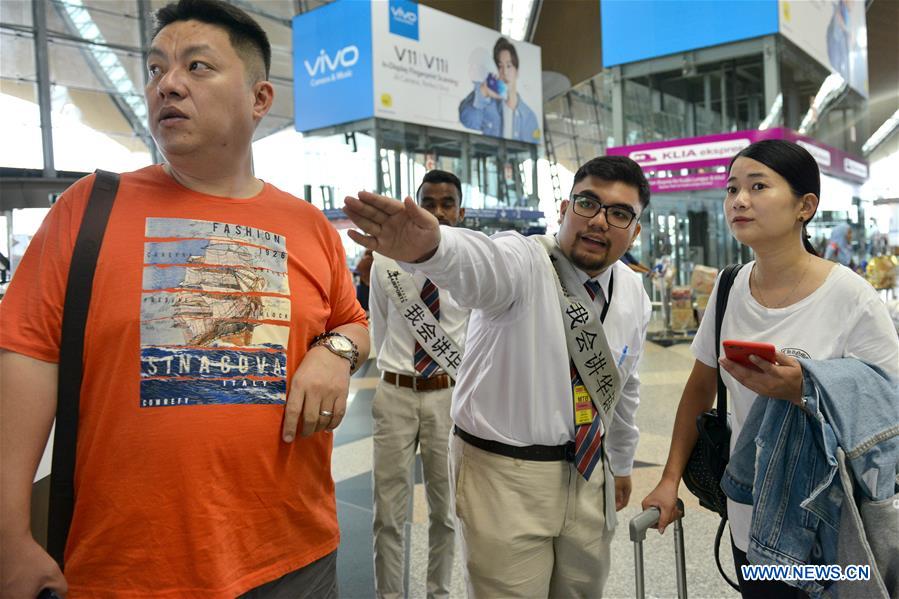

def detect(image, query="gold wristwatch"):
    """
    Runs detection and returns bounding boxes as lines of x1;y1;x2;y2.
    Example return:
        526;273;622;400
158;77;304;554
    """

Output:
310;332;359;370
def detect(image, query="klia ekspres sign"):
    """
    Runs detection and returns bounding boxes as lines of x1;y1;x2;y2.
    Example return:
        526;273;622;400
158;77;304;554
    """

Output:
607;128;868;194
292;0;543;144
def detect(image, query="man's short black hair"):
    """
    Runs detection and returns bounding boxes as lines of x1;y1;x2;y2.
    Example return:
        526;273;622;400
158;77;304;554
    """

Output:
417;170;463;203
493;37;519;70
153;0;271;81
572;156;651;210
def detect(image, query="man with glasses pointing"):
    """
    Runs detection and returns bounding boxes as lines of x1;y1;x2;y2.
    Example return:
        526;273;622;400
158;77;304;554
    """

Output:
344;156;651;598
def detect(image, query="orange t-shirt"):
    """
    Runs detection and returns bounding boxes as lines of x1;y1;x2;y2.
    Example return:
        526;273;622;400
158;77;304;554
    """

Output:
0;166;367;597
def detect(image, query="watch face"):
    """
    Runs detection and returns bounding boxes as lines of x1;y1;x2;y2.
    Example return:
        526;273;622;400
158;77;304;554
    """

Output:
329;336;354;352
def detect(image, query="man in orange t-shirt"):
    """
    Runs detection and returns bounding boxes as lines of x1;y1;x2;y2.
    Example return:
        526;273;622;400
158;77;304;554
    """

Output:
0;1;369;597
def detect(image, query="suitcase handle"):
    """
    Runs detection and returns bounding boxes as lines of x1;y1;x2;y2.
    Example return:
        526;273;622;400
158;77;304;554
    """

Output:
630;499;687;599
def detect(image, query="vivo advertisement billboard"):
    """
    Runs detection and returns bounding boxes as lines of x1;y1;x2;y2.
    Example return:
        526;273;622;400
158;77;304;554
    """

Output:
293;0;543;144
292;1;374;132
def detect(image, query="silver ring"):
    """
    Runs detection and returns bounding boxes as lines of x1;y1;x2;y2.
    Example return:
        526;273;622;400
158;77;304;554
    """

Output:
319;410;333;417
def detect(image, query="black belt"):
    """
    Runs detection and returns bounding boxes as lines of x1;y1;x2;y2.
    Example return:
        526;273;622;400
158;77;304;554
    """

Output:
454;426;575;462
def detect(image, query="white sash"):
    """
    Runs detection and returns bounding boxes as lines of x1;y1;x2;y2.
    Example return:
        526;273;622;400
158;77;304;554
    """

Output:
534;235;622;426
374;254;463;379
535;235;624;530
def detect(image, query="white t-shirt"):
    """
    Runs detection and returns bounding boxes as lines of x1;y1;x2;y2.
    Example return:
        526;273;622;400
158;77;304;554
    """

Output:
691;262;899;552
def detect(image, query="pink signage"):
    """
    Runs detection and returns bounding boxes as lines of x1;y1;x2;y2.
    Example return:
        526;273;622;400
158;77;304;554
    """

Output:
608;128;867;193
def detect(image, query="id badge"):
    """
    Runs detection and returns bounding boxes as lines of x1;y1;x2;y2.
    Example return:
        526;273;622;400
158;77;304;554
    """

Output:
573;385;594;425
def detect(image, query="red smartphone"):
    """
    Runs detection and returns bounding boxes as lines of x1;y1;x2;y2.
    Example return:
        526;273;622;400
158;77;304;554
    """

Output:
722;340;777;371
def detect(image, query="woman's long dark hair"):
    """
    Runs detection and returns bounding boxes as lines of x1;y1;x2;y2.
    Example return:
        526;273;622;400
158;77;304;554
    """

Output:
728;139;820;256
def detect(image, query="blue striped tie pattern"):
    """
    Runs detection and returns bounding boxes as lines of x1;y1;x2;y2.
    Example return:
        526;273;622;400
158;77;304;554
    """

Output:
573;279;603;480
413;278;441;377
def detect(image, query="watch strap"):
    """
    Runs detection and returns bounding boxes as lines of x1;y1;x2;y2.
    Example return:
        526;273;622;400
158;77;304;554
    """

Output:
310;332;359;370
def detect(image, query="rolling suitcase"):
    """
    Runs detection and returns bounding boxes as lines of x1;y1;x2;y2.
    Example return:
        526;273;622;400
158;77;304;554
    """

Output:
629;498;687;599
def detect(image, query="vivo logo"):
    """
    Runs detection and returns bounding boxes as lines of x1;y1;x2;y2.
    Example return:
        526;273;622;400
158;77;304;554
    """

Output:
303;45;359;77
391;6;418;25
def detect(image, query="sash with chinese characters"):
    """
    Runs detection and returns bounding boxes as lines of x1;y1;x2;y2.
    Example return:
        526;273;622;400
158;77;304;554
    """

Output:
534;235;622;427
374;254;463;379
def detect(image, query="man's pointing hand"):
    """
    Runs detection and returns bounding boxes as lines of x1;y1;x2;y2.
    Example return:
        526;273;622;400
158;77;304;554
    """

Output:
343;192;441;263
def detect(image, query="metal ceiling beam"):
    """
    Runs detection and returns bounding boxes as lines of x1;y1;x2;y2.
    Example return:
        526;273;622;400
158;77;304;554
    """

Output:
0;174;83;210
50;1;155;152
228;0;291;26
525;0;543;43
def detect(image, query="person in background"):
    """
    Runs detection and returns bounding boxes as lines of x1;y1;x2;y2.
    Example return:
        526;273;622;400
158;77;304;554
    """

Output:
621;249;650;274
0;1;368;597
642;140;898;599
824;222;853;267
368;170;469;599
355;248;374;312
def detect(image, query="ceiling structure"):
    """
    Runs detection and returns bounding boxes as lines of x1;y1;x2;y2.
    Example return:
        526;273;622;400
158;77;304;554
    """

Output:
0;0;895;168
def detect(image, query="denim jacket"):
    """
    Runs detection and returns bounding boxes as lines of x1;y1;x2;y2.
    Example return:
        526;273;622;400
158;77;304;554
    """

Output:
721;359;899;598
458;82;540;143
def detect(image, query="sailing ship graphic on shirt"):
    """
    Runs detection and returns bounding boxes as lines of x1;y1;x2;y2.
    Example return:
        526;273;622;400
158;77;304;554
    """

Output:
172;243;268;347
139;218;290;408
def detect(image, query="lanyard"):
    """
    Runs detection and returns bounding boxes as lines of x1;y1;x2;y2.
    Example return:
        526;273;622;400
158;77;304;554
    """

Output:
598;270;614;323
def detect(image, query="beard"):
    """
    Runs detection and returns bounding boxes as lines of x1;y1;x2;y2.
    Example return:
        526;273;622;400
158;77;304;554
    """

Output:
570;247;610;274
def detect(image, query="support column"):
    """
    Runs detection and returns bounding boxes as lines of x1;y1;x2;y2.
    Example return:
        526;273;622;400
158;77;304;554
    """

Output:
610;66;624;147
33;0;55;177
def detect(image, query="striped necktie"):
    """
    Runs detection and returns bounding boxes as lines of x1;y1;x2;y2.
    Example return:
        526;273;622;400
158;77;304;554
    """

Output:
413;278;441;377
572;279;603;480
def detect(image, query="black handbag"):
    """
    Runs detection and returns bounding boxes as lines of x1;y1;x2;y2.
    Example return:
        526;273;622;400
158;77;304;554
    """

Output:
682;263;743;590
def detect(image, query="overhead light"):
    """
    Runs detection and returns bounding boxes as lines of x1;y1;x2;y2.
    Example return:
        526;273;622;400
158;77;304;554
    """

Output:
861;108;899;155
60;0;148;124
798;73;848;135
797;73;847;134
501;0;535;41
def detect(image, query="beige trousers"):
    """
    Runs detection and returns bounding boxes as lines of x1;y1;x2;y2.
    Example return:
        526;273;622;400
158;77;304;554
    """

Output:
449;433;613;599
372;381;455;599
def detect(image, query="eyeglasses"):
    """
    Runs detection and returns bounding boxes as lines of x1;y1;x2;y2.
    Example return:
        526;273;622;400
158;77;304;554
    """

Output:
570;194;638;229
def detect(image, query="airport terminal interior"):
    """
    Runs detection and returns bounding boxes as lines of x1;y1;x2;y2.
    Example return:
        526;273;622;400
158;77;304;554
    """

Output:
1;0;898;597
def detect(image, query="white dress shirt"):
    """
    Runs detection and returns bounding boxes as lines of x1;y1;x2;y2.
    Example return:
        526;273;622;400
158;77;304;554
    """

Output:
402;227;651;476
370;257;470;376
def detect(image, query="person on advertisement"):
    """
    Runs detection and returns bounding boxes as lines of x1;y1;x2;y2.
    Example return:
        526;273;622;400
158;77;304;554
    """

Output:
344;156;652;598
368;169;470;599
0;0;369;597
458;37;540;143
642;140;898;599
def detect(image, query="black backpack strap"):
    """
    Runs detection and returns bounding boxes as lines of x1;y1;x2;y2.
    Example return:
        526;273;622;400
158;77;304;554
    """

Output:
713;263;743;426
47;169;120;568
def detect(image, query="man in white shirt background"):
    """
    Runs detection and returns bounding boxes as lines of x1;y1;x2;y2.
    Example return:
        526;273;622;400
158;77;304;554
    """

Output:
345;156;652;598
368;170;470;599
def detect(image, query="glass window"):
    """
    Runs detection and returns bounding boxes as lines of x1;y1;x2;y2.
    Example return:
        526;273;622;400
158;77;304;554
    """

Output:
47;37;152;172
624;54;765;143
0;0;33;27
1;29;43;169
9;207;50;278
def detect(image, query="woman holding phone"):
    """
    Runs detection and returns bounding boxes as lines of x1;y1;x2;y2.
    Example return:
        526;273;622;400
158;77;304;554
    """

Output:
641;139;898;599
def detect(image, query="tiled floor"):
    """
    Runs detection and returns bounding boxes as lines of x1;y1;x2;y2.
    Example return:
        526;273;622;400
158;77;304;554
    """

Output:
333;343;741;598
